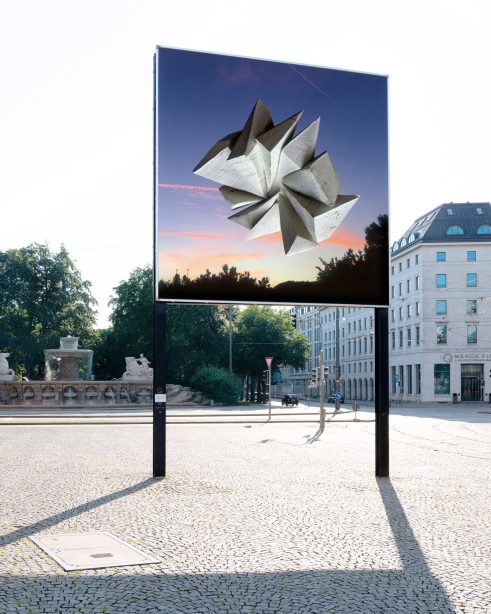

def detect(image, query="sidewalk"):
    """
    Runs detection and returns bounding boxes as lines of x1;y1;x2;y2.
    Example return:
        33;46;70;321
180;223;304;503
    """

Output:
0;408;490;612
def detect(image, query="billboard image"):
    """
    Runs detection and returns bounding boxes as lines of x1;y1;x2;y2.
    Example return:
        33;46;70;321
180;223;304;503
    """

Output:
155;47;389;306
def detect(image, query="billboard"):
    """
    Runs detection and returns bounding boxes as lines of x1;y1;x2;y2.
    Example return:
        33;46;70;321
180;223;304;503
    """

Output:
155;47;389;307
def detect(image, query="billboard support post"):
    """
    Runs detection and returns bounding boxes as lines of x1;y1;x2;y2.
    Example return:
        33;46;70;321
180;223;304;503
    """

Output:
320;352;325;432
375;307;389;477
153;301;167;477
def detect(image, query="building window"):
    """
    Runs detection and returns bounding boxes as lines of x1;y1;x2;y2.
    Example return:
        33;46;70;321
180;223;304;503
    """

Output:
359;339;362;354
415;276;420;289
348;323;351;333
436;300;447;314
467;251;476;262
434;364;450;395
391;366;396;394
364;362;367;372
342;308;345;317
354;363;356;373
399;366;404;393
416;326;420;345
391;309;395;322
364;338;367;353
399;282;402;295
416;364;421;394
407;304;411;318
364;318;367;330
348;341;351;356
407;365;412;394
399;329;403;348
467;325;477;344
447;208;453;215
437;325;447;344
416;301;420;316
391;331;395;349
437;252;446;261
354;340;356;355
467;300;477;315
399;307;403;320
447;226;464;235
407;258;410;268
407;327;411;347
329;348;331;359
370;316;373;329
354;321;357;332
415;255;419;264
391;266;394;275
477;208;483;215
370;335;373;352
467;273;477;287
477;225;491;234
342;344;345;357
436;274;446;288
391;285;395;298
399;262;402;272
370;361;373;372
407;279;410;292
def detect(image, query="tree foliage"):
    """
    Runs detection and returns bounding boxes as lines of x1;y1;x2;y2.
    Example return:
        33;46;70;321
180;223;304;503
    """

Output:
189;365;242;406
233;306;311;401
0;243;98;379
93;266;154;380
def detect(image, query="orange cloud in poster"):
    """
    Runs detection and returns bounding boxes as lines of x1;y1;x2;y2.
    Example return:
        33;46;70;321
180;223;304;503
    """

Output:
160;231;246;240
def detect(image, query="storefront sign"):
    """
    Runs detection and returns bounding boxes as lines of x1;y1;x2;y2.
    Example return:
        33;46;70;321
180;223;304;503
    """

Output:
443;353;491;362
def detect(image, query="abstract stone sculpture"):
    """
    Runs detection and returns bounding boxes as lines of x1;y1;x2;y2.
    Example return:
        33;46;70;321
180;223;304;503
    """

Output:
194;99;359;256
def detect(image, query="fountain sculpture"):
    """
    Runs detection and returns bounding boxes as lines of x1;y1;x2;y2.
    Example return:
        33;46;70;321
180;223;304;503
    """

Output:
44;337;93;381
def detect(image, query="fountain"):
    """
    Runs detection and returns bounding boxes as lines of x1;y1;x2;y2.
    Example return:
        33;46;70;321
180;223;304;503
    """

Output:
44;337;93;381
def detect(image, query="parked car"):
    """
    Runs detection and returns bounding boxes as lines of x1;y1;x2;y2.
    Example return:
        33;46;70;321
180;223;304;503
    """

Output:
327;394;344;404
282;394;299;406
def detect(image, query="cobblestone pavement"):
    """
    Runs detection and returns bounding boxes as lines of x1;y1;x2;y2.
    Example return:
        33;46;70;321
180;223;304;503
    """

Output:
0;408;490;613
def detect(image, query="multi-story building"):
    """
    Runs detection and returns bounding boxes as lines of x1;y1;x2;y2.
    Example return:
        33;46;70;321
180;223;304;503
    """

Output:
280;202;491;404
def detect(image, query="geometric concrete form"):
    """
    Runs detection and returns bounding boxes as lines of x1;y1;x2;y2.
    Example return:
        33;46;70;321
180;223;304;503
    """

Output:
30;532;160;571
193;99;360;255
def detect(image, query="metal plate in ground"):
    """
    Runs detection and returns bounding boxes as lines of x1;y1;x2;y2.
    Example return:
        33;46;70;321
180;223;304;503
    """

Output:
30;532;160;571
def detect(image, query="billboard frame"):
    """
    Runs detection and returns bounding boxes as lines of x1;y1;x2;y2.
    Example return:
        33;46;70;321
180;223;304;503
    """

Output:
152;46;390;480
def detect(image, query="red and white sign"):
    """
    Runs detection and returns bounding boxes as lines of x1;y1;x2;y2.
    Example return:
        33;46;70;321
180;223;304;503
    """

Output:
265;357;273;369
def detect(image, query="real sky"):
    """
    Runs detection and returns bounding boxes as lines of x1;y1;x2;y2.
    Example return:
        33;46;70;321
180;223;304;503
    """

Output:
1;0;490;326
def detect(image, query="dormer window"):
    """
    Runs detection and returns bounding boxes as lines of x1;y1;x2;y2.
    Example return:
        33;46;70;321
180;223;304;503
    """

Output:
447;226;464;235
409;233;415;242
476;208;483;215
401;237;407;247
447;208;453;215
393;241;399;251
477;225;491;234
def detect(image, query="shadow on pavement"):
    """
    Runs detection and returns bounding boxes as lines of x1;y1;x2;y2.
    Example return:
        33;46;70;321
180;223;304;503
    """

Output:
0;478;455;613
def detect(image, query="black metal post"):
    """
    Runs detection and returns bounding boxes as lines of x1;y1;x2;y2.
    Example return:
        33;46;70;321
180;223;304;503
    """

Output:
153;301;167;477
375;307;389;477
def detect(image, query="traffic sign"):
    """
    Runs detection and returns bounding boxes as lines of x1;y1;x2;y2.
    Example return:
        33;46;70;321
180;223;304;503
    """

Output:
335;392;341;399
265;357;273;369
395;374;400;382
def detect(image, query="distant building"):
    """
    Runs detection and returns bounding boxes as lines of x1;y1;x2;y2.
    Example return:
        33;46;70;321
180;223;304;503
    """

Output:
280;202;491;403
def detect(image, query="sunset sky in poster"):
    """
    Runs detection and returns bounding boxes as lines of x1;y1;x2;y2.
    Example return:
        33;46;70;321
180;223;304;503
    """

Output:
156;47;388;289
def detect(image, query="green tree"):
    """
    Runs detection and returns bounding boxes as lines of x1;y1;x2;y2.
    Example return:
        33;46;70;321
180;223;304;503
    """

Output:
189;365;242;406
234;306;310;402
93;265;235;382
93;266;153;380
0;243;98;379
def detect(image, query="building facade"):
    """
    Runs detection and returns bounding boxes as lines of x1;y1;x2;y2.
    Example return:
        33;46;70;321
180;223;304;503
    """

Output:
280;202;491;403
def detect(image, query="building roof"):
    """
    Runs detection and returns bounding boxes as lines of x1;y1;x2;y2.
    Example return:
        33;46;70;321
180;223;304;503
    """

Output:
391;202;491;256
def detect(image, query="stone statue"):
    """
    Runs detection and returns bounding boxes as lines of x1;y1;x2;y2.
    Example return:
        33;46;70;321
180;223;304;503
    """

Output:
138;354;153;378
122;355;153;380
0;353;17;381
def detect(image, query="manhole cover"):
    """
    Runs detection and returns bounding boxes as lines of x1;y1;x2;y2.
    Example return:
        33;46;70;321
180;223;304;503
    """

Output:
30;532;160;571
